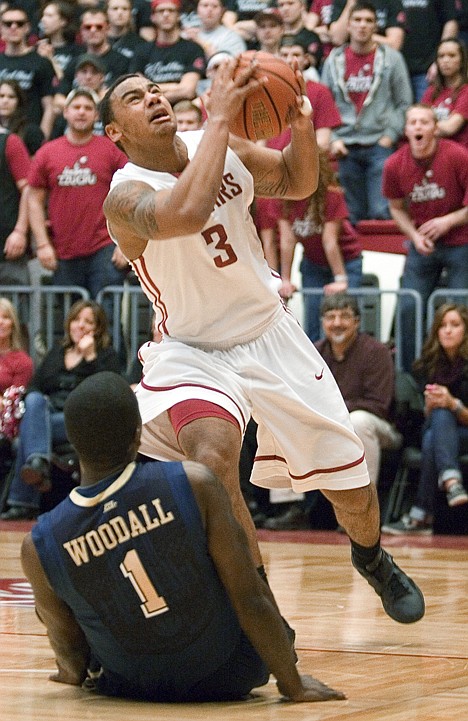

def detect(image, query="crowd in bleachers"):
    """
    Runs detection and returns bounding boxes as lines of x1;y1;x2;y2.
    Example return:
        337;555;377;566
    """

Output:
0;0;468;531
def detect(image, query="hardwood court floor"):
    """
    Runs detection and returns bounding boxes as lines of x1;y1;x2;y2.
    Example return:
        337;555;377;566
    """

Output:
1;521;468;720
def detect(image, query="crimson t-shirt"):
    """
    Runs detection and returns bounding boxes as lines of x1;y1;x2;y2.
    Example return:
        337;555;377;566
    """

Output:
421;84;468;149
382;138;468;247
285;185;362;265
344;47;376;115
28;135;127;259
4;133;30;181
266;80;342;151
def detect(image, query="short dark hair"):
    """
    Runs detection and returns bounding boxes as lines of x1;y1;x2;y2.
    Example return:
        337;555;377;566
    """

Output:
320;293;360;317
349;1;377;19
1;3;29;20
64;371;141;467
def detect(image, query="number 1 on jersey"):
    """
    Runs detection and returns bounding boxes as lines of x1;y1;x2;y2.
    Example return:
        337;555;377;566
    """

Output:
120;548;169;618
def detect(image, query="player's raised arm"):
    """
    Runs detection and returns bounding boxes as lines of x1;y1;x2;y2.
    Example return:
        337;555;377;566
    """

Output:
102;67;265;260
229;71;318;201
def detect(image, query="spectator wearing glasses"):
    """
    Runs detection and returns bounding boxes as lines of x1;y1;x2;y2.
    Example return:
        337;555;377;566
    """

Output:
0;3;57;138
264;293;402;530
57;8;130;99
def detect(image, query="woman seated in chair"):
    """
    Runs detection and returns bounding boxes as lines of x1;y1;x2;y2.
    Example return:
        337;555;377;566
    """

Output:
1;300;121;520
0;297;34;469
383;303;468;535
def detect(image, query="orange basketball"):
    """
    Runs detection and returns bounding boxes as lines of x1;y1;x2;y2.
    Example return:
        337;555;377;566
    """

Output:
229;51;302;141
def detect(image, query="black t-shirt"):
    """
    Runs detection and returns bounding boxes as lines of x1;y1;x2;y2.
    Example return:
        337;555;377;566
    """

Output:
224;0;277;21
130;38;205;83
110;31;148;62
0;51;56;125
131;0;153;30
52;42;84;77
287;28;323;66
401;0;457;73
58;48;131;96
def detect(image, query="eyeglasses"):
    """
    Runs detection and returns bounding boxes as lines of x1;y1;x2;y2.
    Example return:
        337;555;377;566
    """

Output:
81;23;105;30
2;19;28;27
322;311;357;322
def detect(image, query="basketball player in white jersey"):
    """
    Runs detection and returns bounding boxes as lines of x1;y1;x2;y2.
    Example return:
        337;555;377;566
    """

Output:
100;62;424;625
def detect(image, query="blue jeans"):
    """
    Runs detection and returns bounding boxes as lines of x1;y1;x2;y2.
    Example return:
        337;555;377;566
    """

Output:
338;144;393;225
53;243;126;299
414;409;468;517
400;243;468;371
7;392;68;510
300;255;363;341
410;73;429;102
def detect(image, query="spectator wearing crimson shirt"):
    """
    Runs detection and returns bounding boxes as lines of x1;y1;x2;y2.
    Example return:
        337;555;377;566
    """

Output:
383;104;468;371
0;128;31;285
329;0;406;51
27;88;128;301
304;0;334;60
421;37;468;150
254;34;341;269
278;149;362;342
321;1;412;225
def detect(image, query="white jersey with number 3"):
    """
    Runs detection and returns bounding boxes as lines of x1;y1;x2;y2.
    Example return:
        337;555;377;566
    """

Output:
109;130;283;348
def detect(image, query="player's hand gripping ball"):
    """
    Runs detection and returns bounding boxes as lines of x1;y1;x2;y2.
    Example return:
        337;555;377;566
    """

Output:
229;51;303;141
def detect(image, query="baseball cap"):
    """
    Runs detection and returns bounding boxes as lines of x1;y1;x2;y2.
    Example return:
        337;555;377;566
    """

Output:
254;8;283;25
280;33;309;52
75;53;106;75
151;0;181;10
65;86;100;107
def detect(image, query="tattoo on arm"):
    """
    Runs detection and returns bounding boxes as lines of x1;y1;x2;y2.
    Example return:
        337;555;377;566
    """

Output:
106;182;159;238
253;152;292;198
254;171;290;198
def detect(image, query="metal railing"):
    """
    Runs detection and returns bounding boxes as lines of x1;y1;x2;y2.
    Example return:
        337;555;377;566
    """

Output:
0;285;90;363
1;283;431;372
426;289;468;331
96;284;153;372
300;287;424;371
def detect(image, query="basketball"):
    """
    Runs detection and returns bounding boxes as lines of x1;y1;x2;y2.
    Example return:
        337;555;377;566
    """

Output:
229;51;302;141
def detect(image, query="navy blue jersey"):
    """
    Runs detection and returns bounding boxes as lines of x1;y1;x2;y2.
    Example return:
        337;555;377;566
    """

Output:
32;461;249;699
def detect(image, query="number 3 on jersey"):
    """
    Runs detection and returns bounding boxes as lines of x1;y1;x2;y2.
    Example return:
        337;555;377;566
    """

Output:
120;548;169;618
202;224;238;268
